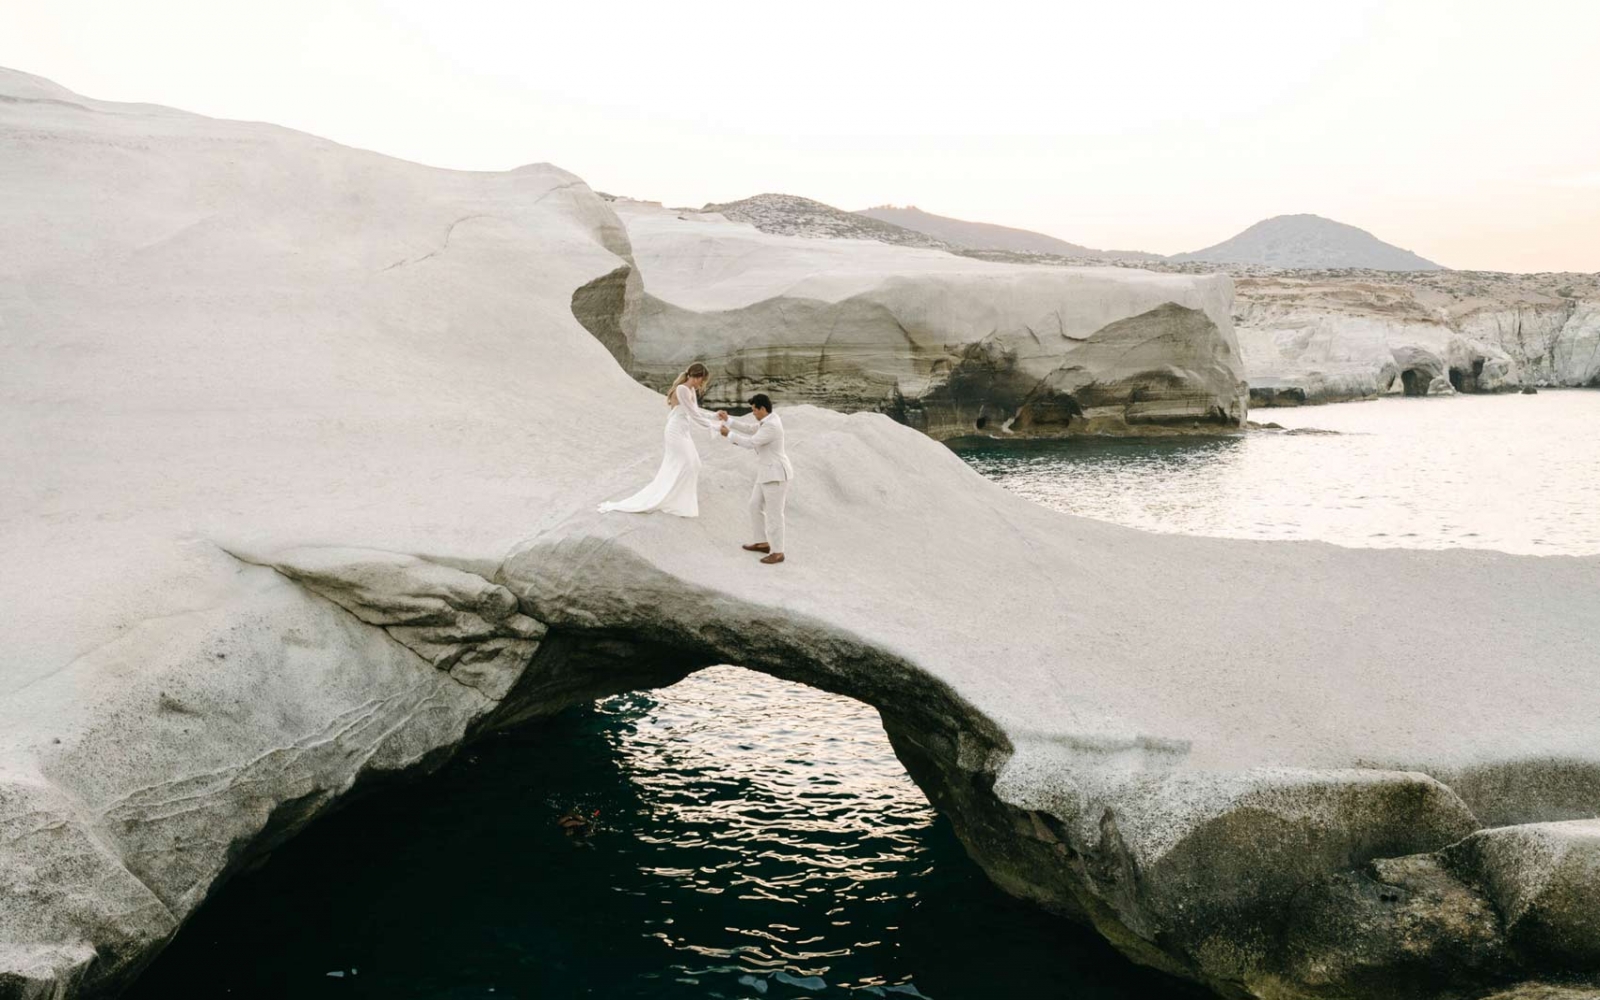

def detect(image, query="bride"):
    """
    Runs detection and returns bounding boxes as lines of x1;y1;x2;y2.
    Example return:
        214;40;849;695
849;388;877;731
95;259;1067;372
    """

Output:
598;362;724;517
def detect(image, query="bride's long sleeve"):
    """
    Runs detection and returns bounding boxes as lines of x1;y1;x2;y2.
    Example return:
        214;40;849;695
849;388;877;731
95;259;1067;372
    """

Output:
676;384;723;432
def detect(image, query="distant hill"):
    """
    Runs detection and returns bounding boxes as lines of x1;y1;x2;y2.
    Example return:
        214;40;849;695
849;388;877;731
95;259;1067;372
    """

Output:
700;198;1444;273
701;194;955;250
1172;214;1443;271
857;205;1092;254
700;195;1160;261
857;205;1160;261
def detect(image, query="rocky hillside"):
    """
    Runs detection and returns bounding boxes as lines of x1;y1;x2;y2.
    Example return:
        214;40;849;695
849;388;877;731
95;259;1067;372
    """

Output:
1172;213;1443;271
716;198;1438;274
858;203;1095;253
700;193;956;249
855;204;1160;260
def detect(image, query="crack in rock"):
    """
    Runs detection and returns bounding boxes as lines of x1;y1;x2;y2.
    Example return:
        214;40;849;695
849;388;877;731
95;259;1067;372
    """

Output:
231;545;546;701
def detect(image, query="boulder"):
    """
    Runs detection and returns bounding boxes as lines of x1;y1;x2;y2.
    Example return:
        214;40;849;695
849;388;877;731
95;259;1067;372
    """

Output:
1444;821;1600;966
602;200;1249;440
3;68;1600;1000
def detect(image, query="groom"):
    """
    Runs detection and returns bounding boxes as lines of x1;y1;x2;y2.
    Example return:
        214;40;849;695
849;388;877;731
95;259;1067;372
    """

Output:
718;394;793;564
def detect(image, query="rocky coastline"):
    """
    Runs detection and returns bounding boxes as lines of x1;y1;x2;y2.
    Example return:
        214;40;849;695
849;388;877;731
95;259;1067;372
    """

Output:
954;251;1600;406
3;68;1599;1000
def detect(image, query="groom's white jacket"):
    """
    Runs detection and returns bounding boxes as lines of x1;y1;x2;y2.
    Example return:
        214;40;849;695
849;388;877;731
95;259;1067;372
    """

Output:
726;411;793;483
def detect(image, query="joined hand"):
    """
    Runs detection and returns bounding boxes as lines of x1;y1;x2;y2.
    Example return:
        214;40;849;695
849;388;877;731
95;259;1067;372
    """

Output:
719;425;729;436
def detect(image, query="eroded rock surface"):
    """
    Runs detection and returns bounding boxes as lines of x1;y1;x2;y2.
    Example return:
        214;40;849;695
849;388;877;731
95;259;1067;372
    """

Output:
1277;853;1507;998
3;68;1599;1000
1235;275;1600;405
1445;821;1600;967
0;65;645;997
248;546;546;699
602;200;1249;440
618;199;1600;409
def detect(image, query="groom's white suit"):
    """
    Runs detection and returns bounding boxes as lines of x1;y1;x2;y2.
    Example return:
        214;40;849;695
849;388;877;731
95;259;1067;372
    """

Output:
724;410;793;554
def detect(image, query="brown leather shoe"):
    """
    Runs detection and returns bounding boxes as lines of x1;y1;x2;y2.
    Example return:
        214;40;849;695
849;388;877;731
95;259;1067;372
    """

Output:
759;552;785;564
742;543;770;553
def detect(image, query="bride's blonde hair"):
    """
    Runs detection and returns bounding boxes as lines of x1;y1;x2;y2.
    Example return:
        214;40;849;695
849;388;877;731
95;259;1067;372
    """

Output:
667;362;710;407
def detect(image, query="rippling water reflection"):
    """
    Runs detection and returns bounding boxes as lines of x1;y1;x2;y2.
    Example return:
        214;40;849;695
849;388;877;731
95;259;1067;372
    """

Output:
599;674;943;991
957;392;1600;555
131;667;1193;999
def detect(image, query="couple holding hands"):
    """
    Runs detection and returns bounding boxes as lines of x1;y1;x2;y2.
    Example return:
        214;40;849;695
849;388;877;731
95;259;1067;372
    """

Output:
598;363;792;564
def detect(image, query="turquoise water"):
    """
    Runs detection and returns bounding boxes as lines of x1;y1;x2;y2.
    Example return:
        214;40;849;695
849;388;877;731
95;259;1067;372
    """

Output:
128;391;1595;999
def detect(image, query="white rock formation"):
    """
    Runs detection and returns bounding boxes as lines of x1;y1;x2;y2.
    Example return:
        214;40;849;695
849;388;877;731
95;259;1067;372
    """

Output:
1235;276;1600;404
606;200;1249;439
623;201;1600;410
1455;297;1600;388
1446;820;1600;966
3;69;1600;1000
0;66;661;997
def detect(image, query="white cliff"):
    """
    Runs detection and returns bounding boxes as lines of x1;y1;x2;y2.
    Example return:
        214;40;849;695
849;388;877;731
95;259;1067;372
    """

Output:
0;66;661;996
1234;274;1600;404
605;200;1249;439
3;69;1600;1000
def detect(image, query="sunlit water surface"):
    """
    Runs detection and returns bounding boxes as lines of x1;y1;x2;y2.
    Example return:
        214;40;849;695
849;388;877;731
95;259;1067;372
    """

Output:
131;391;1595;999
130;670;1191;1000
957;392;1600;556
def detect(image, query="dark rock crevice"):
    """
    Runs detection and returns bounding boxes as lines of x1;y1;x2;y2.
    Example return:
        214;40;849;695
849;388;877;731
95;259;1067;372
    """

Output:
1449;358;1488;393
1400;368;1431;395
569;264;642;371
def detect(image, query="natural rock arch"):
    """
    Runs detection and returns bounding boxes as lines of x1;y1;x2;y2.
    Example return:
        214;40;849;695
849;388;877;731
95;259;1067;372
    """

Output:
79;522;1592;1000
6;66;1600;1000
479;504;1600;1000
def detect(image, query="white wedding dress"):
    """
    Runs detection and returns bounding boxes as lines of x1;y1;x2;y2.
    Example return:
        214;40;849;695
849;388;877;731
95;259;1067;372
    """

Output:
598;383;721;517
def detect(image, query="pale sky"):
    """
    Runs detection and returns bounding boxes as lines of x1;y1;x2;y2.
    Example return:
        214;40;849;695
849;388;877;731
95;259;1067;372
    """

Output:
5;0;1598;272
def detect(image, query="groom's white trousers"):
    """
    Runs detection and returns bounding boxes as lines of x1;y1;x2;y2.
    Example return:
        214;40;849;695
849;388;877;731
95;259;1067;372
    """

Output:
748;480;789;553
